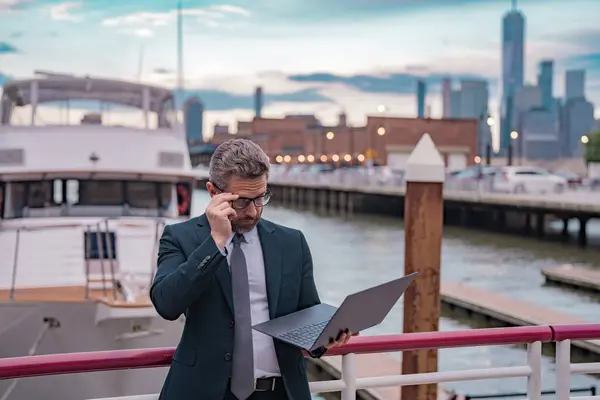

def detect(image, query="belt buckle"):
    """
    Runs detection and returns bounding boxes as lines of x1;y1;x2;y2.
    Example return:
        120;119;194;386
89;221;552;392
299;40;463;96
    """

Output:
254;377;275;392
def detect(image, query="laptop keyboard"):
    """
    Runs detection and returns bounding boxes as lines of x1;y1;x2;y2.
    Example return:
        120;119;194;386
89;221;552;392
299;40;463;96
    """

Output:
278;320;329;347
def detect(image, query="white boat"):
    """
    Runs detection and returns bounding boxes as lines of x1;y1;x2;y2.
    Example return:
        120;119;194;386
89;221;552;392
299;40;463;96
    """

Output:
0;74;194;399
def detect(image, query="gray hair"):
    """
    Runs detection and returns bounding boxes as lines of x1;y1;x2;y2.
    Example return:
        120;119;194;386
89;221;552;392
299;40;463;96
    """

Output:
208;138;270;190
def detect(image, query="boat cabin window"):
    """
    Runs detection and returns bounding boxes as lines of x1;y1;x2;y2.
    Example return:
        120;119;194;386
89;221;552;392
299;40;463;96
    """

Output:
2;179;177;219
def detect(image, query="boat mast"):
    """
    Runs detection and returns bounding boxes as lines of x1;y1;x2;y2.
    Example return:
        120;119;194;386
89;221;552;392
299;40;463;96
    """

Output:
177;0;184;100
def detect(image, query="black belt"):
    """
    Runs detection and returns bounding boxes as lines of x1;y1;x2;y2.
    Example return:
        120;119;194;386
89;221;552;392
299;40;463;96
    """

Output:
228;376;281;392
227;376;281;392
254;376;281;392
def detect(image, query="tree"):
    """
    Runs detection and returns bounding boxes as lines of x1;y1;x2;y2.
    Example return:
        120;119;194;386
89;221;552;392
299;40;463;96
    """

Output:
584;130;600;163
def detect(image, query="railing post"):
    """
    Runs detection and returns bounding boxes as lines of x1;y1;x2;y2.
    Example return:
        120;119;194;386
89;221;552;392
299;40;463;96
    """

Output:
84;225;92;299
555;340;571;400
341;353;356;400
401;133;445;400
95;223;107;298
9;229;21;300
526;341;542;400
104;220;117;301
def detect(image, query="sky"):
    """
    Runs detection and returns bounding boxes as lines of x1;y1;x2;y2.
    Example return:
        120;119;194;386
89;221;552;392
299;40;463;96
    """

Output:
1;0;599;145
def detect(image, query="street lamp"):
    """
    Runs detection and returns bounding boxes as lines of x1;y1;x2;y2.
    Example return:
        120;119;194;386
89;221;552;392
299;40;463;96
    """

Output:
480;114;494;165
508;130;519;166
581;135;589;144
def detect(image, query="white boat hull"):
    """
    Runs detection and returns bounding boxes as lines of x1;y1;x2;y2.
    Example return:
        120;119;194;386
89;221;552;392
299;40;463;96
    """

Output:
0;301;183;400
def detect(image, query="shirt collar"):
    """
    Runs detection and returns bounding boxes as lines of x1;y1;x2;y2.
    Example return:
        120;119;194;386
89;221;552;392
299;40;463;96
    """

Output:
225;226;258;248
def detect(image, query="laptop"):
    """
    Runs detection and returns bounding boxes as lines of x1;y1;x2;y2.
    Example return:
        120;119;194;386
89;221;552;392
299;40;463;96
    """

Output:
252;272;418;356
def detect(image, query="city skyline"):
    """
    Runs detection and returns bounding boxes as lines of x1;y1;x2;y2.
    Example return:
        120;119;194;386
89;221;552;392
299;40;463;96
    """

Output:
1;0;599;147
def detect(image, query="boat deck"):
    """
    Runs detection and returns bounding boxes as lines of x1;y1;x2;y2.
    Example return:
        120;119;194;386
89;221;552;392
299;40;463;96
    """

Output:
0;286;152;308
541;265;600;293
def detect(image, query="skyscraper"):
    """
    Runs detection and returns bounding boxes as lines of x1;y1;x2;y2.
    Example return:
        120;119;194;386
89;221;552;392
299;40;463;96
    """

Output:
416;80;426;118
184;97;204;144
254;86;263;117
500;0;525;153
565;70;585;100
537;60;553;111
442;78;452;118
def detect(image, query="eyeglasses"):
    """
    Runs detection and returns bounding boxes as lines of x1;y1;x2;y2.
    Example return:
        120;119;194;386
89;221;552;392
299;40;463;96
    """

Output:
211;182;272;210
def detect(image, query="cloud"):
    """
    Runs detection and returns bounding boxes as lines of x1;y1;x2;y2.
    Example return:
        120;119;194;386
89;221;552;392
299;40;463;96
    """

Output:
176;88;333;111
101;4;251;36
552;28;600;54
0;0;32;12
565;53;600;70
49;2;83;22
153;67;173;75
0;42;19;54
253;0;500;21
287;71;494;95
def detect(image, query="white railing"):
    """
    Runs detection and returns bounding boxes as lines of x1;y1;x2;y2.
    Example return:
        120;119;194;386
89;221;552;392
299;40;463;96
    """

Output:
0;217;166;304
1;325;599;400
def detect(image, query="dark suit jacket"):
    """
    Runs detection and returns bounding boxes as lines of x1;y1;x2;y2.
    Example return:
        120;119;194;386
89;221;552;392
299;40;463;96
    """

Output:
150;214;326;400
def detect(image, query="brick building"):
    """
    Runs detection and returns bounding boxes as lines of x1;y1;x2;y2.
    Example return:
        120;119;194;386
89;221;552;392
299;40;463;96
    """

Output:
206;114;478;170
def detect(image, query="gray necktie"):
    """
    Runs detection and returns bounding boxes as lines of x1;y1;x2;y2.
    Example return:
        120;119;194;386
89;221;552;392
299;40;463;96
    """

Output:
230;233;254;400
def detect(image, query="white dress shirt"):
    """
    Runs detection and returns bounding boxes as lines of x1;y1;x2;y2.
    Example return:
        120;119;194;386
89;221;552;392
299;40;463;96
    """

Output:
222;227;281;378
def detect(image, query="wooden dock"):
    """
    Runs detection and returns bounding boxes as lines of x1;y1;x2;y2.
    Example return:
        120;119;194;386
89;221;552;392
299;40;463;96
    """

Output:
309;354;461;400
441;283;600;355
309;283;600;399
541;265;600;293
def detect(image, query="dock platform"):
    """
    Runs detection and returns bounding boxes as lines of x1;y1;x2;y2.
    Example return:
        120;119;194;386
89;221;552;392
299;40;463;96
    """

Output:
541;265;600;293
309;353;460;400
441;283;600;355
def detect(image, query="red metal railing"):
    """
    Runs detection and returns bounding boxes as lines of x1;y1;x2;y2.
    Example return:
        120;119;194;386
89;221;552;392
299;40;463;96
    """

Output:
1;324;599;381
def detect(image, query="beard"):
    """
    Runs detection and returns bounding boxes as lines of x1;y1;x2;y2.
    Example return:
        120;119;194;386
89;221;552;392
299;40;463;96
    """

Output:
231;215;261;233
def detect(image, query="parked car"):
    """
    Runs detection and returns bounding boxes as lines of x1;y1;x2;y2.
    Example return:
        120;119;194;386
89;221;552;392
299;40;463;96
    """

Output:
447;166;501;191
493;166;568;194
552;171;582;188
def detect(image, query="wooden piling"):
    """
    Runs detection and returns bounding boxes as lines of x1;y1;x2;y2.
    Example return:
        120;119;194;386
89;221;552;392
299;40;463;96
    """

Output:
401;133;445;400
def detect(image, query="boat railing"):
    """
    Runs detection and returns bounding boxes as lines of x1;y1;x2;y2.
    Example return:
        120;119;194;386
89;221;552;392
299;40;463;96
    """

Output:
2;217;167;304
0;324;599;400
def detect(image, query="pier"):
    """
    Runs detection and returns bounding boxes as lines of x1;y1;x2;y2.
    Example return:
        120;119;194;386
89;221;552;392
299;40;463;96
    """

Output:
262;179;599;247
440;283;600;356
193;168;600;248
542;265;600;293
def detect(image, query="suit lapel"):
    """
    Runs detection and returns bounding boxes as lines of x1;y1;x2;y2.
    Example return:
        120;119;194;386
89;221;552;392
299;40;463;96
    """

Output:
257;220;282;319
196;214;233;314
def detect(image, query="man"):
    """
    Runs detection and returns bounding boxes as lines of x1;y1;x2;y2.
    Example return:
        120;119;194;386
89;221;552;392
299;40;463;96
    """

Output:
150;138;356;400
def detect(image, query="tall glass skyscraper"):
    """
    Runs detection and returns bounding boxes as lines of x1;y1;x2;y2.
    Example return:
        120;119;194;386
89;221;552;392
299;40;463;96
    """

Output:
537;60;554;111
499;0;525;154
416;80;426;118
184;97;204;144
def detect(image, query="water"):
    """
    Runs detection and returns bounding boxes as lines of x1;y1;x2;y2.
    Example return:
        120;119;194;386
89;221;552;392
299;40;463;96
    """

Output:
191;190;600;398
